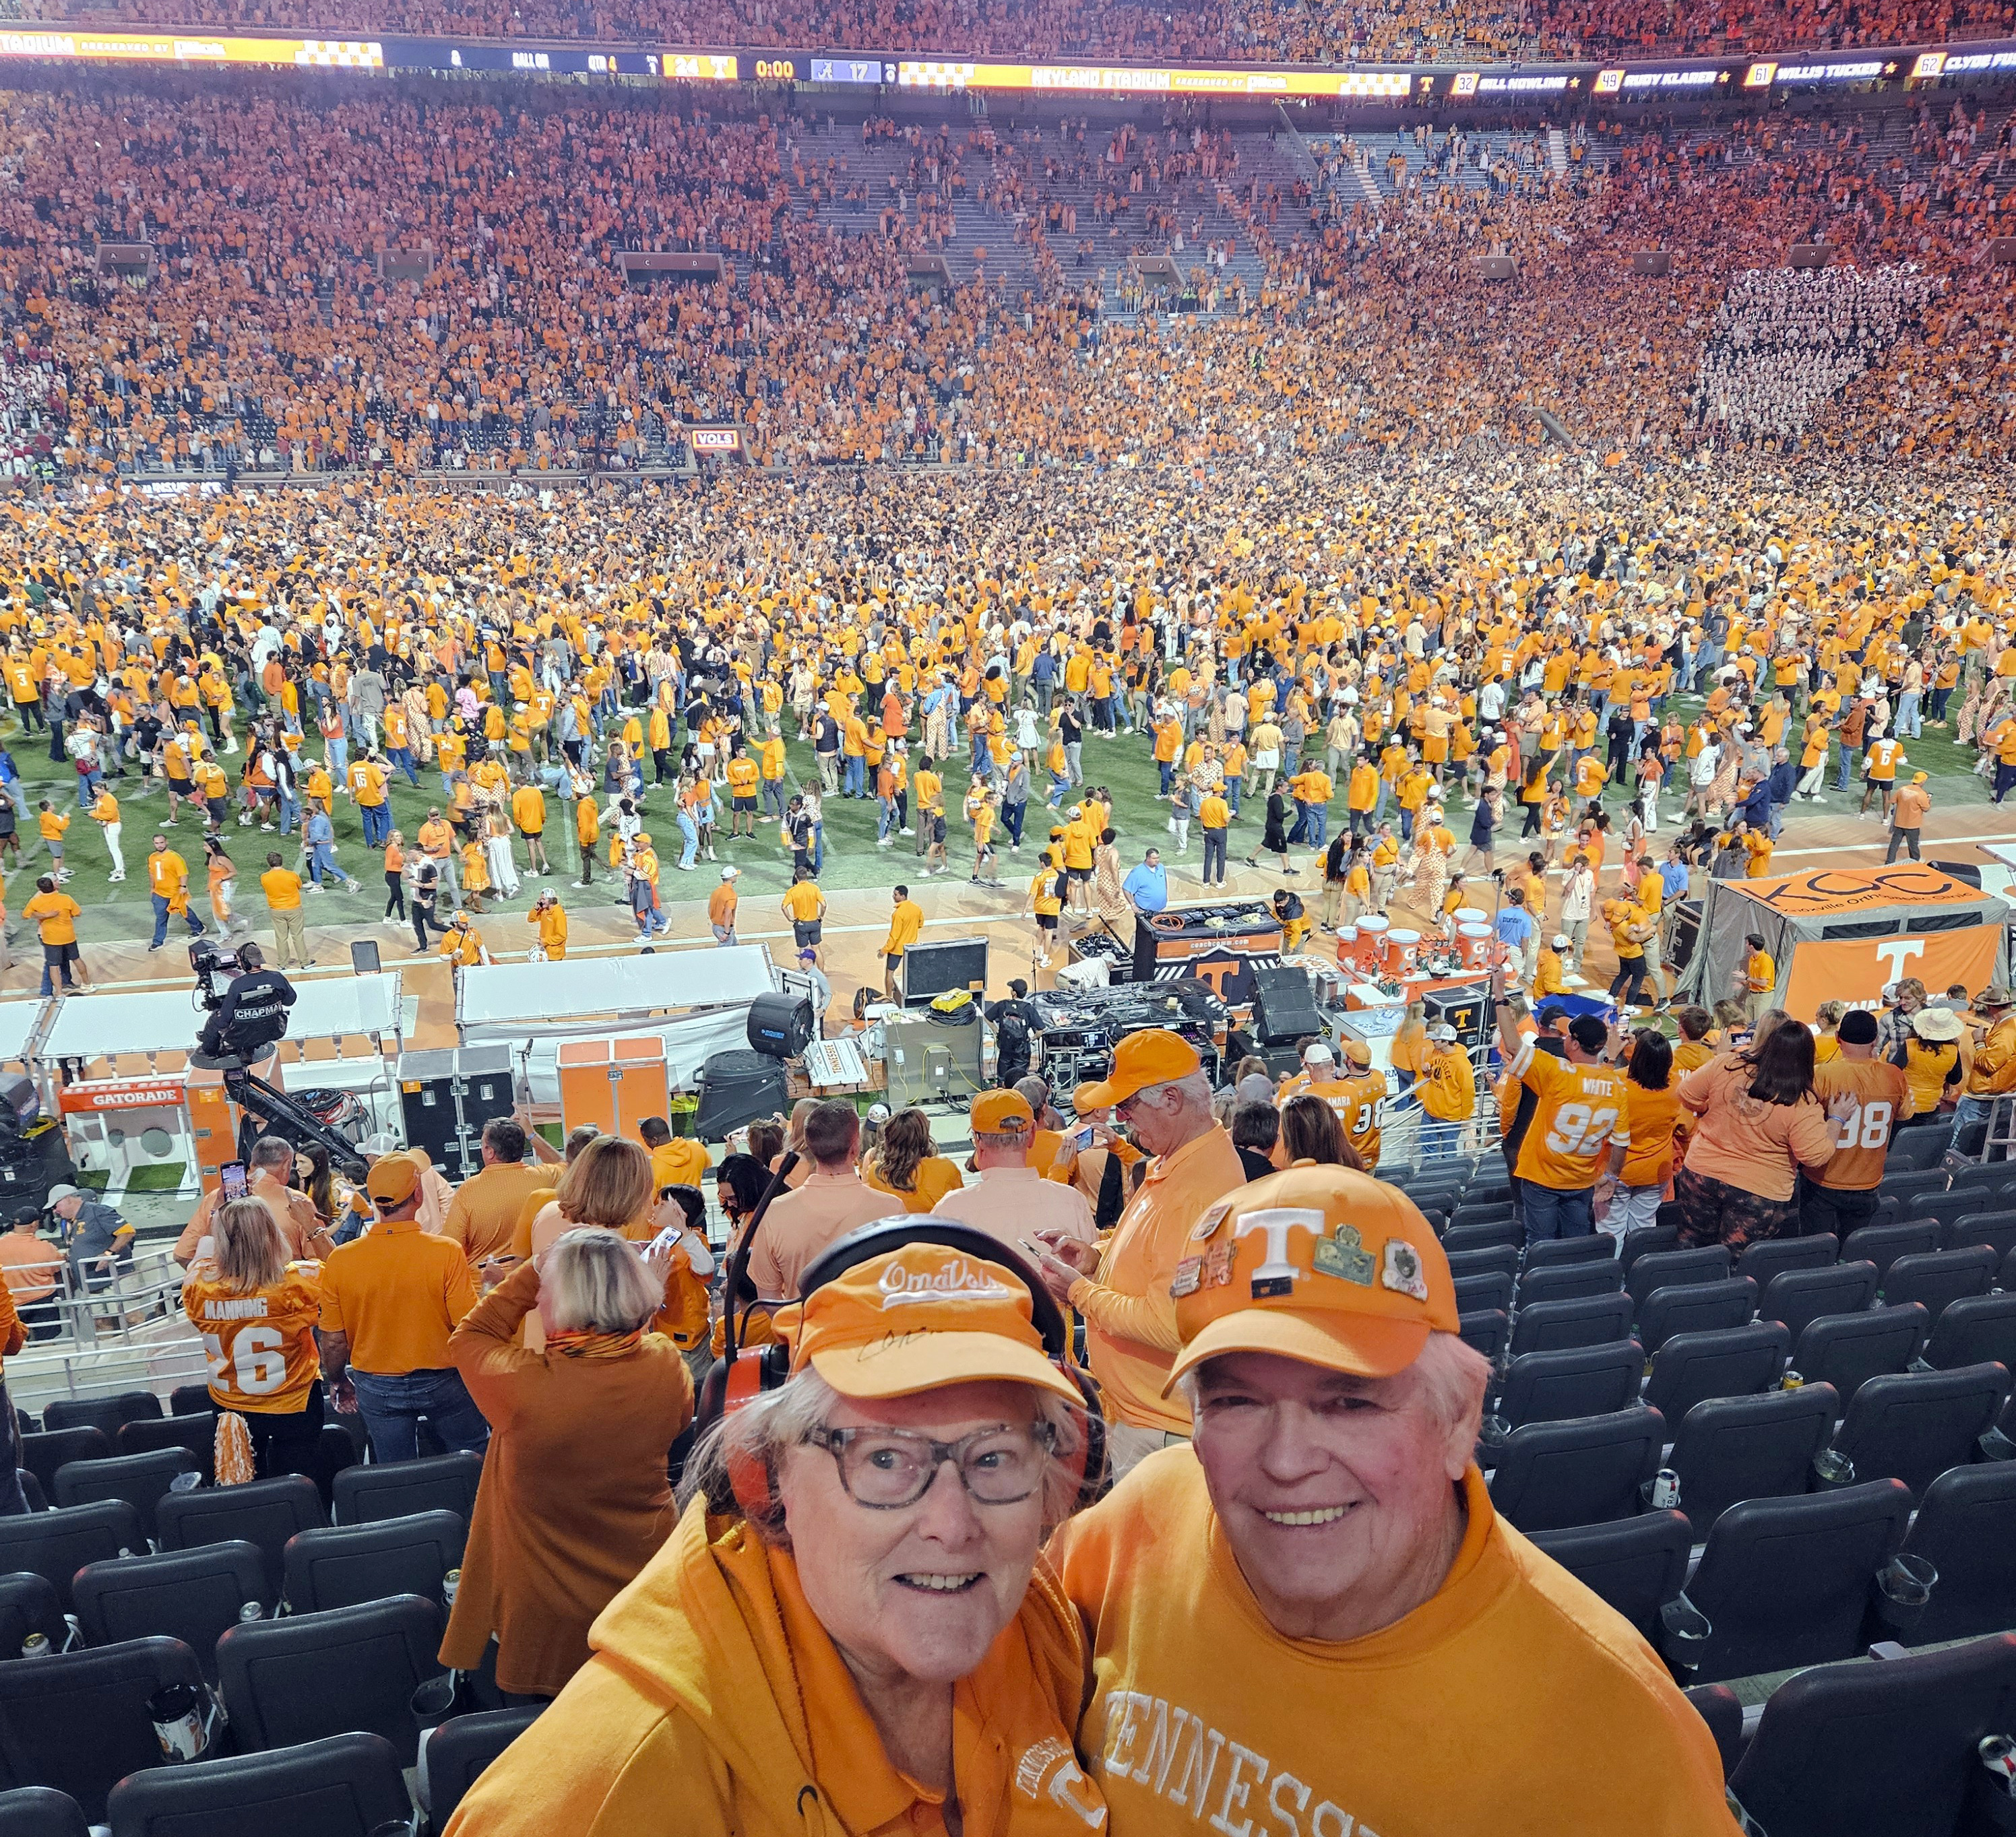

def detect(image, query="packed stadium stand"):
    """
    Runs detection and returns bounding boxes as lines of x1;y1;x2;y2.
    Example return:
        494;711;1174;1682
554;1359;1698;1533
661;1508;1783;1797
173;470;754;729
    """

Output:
0;75;2012;477
33;0;2016;59
0;6;2014;1826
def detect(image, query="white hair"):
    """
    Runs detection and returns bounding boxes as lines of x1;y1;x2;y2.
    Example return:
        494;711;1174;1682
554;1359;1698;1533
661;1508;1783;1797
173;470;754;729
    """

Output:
541;1227;662;1336
1135;1071;1216;1114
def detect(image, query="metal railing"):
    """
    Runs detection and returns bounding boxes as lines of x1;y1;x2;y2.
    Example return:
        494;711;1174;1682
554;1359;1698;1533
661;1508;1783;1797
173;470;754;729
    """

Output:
1375;1040;1504;1172
4;1247;205;1411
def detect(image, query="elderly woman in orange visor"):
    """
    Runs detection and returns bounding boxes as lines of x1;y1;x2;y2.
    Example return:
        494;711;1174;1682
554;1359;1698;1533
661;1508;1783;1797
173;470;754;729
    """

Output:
448;1233;1106;1837
1047;1165;1733;1835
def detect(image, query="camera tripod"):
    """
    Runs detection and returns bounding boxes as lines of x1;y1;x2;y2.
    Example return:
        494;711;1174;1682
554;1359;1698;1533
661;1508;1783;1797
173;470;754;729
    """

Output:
191;1049;372;1183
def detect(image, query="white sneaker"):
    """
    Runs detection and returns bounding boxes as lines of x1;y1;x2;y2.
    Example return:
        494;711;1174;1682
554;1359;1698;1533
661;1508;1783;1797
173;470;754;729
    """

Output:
901;827;914;835
107;872;124;882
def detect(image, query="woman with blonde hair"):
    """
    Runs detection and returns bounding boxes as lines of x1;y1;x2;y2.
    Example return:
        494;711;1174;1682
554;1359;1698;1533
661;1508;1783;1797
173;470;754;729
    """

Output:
550;1134;654;1239
182;1195;325;1482
443;1227;694;1699
861;1106;964;1213
532;1134;710;1352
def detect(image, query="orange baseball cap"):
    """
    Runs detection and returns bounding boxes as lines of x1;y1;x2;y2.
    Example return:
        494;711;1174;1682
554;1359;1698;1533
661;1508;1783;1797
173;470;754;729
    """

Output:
1075;1030;1202;1111
365;1153;422;1206
788;1242;1081;1404
1162;1165;1457;1394
970;1089;1034;1134
1340;1037;1373;1069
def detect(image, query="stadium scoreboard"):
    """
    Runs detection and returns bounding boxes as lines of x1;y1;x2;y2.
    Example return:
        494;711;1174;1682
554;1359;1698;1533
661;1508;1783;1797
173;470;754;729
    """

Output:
0;23;2008;98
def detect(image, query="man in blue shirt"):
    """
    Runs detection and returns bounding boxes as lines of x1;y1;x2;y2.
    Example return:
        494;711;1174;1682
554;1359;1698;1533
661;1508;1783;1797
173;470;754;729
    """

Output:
1030;648;1057;716
1494;885;1539;983
1123;847;1168;981
1123;848;1168;914
303;807;361;893
1658;844;1694;964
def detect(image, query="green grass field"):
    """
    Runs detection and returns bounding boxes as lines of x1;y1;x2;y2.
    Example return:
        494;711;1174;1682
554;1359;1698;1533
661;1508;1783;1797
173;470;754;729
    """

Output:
0;695;1995;953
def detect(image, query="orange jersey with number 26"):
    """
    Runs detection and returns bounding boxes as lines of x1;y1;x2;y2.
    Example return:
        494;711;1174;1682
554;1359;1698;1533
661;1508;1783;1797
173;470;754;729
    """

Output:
183;1262;324;1415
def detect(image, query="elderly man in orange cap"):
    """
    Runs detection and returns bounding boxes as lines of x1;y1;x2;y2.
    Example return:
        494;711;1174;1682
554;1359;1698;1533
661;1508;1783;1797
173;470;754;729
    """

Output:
1030;1030;1244;1479
1048;1163;1735;1835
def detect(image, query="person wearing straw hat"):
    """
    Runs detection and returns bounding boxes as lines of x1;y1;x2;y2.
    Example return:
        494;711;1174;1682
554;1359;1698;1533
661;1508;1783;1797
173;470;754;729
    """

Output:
448;1237;1108;1837
1046;1163;1733;1836
1029;1030;1244;1481
1899;1004;1965;1124
1953;985;2016;1149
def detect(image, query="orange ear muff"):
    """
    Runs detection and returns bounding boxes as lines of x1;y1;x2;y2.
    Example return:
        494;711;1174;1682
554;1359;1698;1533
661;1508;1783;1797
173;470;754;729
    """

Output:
727;1442;776;1525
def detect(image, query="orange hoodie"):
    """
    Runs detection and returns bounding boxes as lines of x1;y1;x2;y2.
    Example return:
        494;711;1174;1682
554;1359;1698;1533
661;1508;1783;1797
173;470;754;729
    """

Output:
445;1495;1107;1837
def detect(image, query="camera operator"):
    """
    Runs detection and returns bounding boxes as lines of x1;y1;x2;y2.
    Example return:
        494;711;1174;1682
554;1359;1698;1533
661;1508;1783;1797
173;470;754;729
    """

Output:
197;942;298;1064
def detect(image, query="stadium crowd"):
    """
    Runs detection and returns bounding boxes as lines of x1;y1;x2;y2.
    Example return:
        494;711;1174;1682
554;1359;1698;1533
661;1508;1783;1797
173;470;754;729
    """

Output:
0;45;2015;1836
3;84;2013;480
40;0;2016;62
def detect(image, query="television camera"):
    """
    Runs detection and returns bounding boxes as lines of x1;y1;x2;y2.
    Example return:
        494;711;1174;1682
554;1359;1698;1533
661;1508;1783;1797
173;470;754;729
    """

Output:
187;942;370;1182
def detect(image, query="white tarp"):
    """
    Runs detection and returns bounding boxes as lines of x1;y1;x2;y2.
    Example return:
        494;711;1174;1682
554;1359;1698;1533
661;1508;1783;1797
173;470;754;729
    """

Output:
40;973;402;1061
0;999;46;1065
455;945;776;1037
514;1006;759;1105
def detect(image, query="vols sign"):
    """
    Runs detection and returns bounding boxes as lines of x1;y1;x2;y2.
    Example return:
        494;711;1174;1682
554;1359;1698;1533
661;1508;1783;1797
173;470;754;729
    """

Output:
1781;926;2003;1022
687;424;743;456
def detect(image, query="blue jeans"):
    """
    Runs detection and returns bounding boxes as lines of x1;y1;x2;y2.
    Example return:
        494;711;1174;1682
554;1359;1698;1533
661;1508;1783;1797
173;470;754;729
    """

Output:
844;755;864;798
151;893;204;947
348;1366;490;1464
1519;1180;1595;1242
360;802;391;848
1895;692;1921;738
812;821;825;873
388;746;422;786
678;810;698;870
277;787;299;837
309;843;345;886
1226;778;1242;815
1423;1118;1461;1160
1952;1095;1996;1153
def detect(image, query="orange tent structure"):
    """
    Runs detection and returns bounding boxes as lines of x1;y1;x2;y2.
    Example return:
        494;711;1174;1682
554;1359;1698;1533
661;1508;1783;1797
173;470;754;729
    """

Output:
1675;865;2011;1021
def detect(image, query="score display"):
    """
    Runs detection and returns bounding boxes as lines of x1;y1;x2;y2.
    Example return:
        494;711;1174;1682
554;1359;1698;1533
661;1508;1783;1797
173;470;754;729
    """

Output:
809;56;892;83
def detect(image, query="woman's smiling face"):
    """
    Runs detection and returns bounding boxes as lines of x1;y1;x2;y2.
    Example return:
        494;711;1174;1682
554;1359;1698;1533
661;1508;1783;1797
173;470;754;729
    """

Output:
778;1380;1048;1690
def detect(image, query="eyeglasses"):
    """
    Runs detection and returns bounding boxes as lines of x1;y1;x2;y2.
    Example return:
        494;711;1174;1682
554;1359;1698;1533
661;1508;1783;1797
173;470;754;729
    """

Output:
805;1421;1057;1510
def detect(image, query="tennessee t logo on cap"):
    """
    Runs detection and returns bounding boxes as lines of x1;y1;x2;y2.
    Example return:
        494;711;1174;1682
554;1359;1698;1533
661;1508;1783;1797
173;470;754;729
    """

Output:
1162;1165;1457;1394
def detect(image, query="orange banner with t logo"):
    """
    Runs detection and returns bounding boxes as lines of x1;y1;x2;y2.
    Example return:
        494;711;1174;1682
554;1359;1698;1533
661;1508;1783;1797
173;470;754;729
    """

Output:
1778;925;2003;1023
